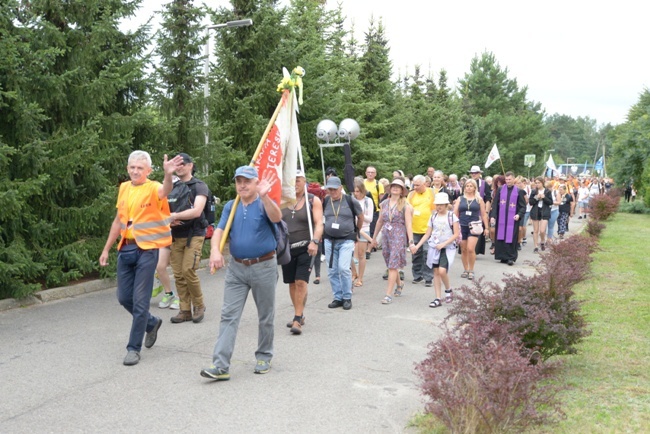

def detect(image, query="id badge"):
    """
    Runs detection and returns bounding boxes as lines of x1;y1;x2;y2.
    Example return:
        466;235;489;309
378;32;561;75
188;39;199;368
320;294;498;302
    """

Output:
465;211;472;216
331;223;340;230
385;223;393;231
414;210;421;216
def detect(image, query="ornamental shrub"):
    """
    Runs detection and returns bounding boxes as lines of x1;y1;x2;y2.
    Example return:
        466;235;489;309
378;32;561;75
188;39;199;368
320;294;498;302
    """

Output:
585;219;606;238
447;236;593;362
416;321;564;433
589;193;619;221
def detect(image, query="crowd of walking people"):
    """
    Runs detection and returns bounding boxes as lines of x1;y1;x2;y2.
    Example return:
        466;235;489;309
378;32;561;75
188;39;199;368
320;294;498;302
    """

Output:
101;150;608;379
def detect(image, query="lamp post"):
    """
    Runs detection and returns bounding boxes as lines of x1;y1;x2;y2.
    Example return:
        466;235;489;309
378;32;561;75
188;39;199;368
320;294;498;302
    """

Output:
203;19;253;147
316;119;360;192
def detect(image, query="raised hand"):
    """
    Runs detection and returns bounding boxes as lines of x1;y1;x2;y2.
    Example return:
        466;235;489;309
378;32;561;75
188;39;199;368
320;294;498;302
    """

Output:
256;170;278;197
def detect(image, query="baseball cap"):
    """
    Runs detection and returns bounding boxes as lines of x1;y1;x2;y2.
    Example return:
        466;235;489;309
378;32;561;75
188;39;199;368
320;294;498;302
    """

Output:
178;153;193;164
324;176;342;189
233;166;258;179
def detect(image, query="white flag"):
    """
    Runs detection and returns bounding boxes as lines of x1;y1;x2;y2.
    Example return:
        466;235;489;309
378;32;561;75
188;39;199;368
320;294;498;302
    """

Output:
546;154;559;176
485;143;500;169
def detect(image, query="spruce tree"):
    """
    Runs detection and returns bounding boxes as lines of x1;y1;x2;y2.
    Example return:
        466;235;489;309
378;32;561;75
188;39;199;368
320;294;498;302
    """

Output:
459;52;550;174
0;0;152;297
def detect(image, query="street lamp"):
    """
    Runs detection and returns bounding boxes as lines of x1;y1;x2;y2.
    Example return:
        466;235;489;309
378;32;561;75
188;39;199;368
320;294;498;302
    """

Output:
316;118;360;191
203;19;253;147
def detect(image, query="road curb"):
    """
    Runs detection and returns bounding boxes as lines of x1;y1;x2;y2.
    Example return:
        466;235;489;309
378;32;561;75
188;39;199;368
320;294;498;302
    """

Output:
0;258;212;312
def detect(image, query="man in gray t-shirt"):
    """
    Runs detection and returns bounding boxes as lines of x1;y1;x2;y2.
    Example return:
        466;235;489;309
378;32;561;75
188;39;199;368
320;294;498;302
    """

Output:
322;177;363;310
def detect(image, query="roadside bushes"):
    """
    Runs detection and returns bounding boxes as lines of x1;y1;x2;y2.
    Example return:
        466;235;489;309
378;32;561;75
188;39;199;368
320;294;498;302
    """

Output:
416;322;563;433
417;234;599;432
589;193;619;221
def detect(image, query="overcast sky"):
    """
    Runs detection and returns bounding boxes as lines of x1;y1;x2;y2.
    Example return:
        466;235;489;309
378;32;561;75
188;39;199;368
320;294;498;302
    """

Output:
126;0;649;127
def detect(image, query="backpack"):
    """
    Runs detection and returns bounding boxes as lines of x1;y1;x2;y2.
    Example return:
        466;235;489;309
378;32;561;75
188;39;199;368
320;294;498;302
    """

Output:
432;211;461;246
185;177;216;238
167;180;194;226
307;182;327;201
258;201;291;265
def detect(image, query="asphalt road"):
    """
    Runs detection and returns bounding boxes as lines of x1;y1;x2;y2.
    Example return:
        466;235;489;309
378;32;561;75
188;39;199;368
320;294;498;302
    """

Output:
0;217;585;433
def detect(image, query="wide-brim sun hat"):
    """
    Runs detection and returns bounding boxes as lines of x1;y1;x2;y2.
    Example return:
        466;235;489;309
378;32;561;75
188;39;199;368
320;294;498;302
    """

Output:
469;165;483;174
434;192;450;205
389;178;408;196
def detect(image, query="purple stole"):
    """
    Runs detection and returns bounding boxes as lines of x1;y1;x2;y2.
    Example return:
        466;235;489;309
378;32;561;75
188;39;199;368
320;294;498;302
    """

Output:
479;180;485;199
497;185;519;243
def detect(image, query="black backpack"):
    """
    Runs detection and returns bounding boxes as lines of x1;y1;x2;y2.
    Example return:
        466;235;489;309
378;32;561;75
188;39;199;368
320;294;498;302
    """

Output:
185;177;215;227
167;180;194;227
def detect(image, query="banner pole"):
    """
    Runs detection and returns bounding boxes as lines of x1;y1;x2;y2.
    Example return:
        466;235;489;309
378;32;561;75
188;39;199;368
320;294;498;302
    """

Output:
219;92;288;253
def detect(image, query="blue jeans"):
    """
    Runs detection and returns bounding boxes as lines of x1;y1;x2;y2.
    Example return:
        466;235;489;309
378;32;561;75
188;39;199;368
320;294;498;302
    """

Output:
212;258;278;371
117;245;160;353
547;208;559;239
324;239;355;301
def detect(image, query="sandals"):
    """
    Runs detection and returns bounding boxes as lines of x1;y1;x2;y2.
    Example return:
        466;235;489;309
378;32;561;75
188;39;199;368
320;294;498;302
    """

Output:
381;295;393;304
490;245;495;255
429;298;442;308
313;277;320;284
394;284;404;297
286;315;305;328
468;272;475;281
354;280;363;287
461;270;469;278
445;289;453;303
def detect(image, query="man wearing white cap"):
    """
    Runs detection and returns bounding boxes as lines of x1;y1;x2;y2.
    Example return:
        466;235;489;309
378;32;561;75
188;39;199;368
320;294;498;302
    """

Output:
281;170;323;335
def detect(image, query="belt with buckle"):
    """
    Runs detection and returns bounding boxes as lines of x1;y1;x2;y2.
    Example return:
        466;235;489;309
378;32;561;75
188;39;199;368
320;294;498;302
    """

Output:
233;251;275;266
123;238;137;245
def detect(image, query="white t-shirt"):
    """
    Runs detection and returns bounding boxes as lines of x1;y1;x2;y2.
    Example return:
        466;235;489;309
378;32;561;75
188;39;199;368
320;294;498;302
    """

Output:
428;211;459;247
353;195;374;233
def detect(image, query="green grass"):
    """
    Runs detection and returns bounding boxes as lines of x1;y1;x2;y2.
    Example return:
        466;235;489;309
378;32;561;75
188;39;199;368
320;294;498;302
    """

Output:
546;213;650;433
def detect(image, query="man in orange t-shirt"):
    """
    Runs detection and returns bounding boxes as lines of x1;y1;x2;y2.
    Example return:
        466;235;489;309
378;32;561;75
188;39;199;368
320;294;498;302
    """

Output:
100;150;183;366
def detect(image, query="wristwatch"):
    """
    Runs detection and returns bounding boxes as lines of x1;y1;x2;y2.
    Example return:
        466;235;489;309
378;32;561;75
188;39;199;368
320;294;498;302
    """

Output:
310;239;320;244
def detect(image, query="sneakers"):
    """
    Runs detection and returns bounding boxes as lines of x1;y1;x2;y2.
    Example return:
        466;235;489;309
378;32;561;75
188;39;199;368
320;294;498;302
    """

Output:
328;299;344;308
159;292;175;309
412;277;424;284
170;310;192;323
342;299;352;310
170;297;180;310
200;365;230;381
254;360;271;374
152;285;164;298
144;317;162;348
192;306;206;323
123;350;140;366
425;281;433;287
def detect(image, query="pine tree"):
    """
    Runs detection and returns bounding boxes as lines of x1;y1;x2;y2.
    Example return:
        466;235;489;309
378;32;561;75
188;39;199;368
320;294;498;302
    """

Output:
152;0;206;160
459;52;550;175
0;0;152;297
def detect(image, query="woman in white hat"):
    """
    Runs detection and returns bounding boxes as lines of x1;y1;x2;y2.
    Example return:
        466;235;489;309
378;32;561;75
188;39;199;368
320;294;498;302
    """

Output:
411;192;460;307
371;178;413;304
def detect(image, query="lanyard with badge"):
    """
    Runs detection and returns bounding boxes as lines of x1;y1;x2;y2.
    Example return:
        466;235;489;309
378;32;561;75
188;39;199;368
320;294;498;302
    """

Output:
385;201;397;231
330;198;342;230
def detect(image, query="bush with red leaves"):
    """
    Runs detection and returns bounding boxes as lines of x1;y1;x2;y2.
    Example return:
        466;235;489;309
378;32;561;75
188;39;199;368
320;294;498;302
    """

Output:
589;193;619;221
416;321;564;433
447;236;594;362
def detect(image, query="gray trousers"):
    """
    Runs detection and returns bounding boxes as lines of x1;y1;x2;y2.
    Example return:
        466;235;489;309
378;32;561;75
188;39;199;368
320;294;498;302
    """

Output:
411;233;433;282
211;258;278;371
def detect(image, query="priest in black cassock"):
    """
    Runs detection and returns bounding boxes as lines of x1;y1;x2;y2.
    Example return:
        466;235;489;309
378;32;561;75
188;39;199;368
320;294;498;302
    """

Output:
490;172;526;265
